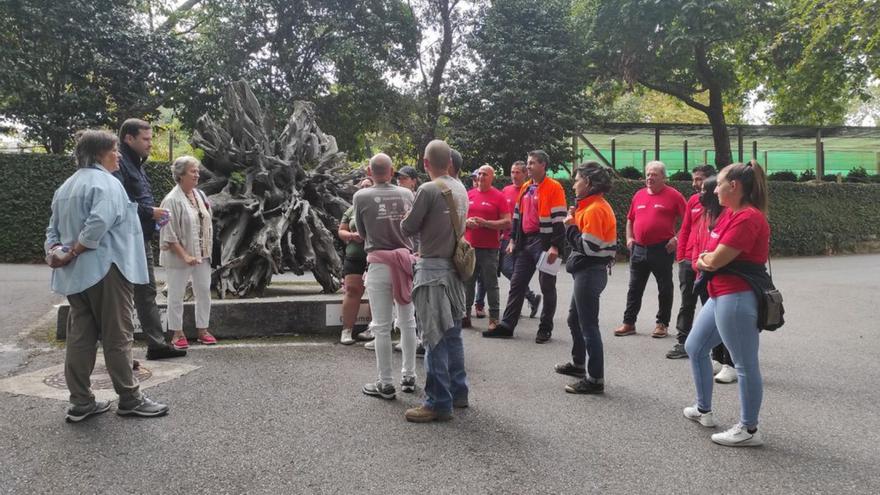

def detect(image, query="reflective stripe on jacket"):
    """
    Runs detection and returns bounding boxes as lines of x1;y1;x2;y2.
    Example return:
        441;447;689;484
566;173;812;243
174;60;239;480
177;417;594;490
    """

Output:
511;176;567;251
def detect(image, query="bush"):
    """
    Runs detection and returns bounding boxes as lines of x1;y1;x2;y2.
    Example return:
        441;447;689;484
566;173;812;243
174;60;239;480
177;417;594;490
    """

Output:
768;170;798;182
844;166;870;183
822;173;840;182
3;154;880;261
0;154;174;263
617;166;642;180
668;171;691;181
798;169;816;182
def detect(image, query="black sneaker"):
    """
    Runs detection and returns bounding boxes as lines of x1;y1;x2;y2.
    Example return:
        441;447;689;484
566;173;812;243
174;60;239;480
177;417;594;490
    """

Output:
666;343;689;359
453;397;469;409
554;362;586;378
416;344;426;358
565;379;605;395
362;381;396;400
400;376;416;393
482;323;513;339
117;397;170;418
535;330;551;344
529;294;542;318
146;345;187;360
65;400;112;423
462;316;472;328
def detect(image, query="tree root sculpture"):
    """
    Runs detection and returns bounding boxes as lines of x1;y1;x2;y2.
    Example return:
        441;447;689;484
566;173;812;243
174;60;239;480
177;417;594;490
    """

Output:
191;80;361;297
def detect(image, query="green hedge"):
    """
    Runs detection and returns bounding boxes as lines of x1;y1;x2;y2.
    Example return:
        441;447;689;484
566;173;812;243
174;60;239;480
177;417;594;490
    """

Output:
2;154;879;262
0;154;175;262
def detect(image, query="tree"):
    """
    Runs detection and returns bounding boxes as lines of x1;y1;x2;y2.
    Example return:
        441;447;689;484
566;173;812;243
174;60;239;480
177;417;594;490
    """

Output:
0;0;183;153
448;0;591;173
578;0;779;167
752;0;880;125
172;0;420;161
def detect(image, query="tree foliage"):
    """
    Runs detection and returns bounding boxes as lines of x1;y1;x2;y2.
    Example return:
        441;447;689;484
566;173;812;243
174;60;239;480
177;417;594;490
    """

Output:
172;0;420;161
752;0;880;125
577;0;781;167
448;0;591;172
0;0;183;153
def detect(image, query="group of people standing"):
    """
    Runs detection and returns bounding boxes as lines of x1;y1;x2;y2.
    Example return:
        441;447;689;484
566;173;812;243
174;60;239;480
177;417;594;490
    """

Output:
340;147;773;447
45;122;772;447
45;119;214;422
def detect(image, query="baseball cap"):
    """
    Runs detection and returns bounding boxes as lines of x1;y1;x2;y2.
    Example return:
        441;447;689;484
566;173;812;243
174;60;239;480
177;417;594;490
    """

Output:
395;166;419;179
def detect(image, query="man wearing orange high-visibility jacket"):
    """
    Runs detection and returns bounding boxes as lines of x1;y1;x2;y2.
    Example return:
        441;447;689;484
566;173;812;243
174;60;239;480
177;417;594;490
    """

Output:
483;150;567;343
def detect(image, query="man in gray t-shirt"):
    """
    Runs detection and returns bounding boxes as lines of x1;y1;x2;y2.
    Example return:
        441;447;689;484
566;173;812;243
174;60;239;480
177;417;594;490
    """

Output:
353;154;418;402
401;140;469;423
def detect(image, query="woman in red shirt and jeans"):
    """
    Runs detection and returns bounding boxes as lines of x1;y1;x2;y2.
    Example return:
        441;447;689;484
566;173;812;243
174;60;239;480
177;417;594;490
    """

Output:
682;161;770;447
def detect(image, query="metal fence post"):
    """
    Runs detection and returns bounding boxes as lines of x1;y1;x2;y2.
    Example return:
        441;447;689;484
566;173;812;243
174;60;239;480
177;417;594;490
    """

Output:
763;151;768;170
737;127;743;162
752;140;758;161
816;129;824;178
703;149;708;164
642;149;647;171
611;138;616;169
169;130;174;162
683;140;688;172
654;128;660;160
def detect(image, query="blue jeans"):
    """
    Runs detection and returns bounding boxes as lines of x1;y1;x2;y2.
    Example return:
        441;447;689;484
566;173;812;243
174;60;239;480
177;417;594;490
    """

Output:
567;265;607;379
424;321;468;413
685;291;762;427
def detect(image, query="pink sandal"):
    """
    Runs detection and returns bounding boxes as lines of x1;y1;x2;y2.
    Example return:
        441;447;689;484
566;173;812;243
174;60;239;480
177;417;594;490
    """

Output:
197;333;217;345
172;336;189;350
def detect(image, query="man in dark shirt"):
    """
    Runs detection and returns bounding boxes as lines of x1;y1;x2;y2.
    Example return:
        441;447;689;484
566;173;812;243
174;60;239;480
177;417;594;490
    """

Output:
114;119;186;360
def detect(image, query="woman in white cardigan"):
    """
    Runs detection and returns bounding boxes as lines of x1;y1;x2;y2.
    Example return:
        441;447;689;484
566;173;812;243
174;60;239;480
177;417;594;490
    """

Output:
159;156;215;349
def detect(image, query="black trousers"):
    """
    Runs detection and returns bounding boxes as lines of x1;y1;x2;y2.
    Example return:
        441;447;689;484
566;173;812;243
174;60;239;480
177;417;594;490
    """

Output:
623;242;675;326
133;240;169;350
675;261;700;343
500;236;557;334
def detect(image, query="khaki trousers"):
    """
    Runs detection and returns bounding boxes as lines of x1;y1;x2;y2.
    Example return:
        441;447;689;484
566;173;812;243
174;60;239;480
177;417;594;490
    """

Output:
65;264;142;406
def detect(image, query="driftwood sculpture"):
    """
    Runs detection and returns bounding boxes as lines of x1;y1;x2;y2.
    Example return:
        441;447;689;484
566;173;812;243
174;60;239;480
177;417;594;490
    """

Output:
191;80;363;297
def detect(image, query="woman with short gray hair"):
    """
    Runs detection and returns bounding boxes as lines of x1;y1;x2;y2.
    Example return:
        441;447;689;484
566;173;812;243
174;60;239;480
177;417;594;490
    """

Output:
158;155;216;349
46;129;169;421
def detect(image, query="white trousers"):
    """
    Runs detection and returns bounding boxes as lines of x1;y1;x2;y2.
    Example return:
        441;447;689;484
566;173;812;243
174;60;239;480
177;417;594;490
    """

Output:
365;263;417;385
166;259;212;331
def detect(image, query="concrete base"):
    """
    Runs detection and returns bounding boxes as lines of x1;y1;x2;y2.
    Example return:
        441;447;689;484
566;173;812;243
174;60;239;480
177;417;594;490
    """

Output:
55;294;371;341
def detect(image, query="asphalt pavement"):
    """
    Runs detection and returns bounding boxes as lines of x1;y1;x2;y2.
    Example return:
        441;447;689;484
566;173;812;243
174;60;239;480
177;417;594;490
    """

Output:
1;255;879;494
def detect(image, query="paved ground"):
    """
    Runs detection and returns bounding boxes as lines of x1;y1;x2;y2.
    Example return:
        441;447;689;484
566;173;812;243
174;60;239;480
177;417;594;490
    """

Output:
1;255;879;494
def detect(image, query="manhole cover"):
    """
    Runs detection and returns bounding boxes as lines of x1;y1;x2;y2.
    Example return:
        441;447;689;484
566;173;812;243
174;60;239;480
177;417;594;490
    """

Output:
43;363;153;390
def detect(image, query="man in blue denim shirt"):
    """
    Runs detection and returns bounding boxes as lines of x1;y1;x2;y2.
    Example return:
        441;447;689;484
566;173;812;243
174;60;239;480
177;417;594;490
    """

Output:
113;119;186;360
46;130;169;421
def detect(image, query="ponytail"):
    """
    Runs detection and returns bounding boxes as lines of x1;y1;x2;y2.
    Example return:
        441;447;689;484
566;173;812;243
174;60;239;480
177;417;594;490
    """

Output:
724;160;768;213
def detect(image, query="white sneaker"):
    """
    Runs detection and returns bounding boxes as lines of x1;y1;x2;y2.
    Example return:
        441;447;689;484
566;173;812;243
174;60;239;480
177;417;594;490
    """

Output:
683;405;718;427
711;423;764;447
364;340;375;350
340;329;355;345
715;364;738;383
712;360;722;375
354;329;374;341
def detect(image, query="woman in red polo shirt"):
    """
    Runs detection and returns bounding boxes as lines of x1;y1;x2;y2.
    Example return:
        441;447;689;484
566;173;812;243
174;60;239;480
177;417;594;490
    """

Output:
682;160;770;447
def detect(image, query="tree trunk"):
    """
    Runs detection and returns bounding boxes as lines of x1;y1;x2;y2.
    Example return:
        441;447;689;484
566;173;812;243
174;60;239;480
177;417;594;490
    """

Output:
416;0;454;168
706;93;732;168
191;80;362;297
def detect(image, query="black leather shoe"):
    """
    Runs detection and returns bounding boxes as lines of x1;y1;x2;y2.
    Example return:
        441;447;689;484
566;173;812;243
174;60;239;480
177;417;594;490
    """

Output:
146;345;187;360
529;294;542;318
482;324;513;338
565;379;604;395
535;330;551;344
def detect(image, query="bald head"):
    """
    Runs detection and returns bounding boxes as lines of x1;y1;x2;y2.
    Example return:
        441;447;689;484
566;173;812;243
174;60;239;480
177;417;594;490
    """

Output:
476;164;495;191
424;140;451;179
369;153;393;183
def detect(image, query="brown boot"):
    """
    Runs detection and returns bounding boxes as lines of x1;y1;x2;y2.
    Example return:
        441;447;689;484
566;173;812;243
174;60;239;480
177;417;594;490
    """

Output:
614;323;636;336
405;405;452;423
652;323;669;338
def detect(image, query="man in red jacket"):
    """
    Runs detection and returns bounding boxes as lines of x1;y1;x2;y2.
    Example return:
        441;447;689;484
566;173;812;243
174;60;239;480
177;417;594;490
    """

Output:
614;161;686;338
667;164;716;359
